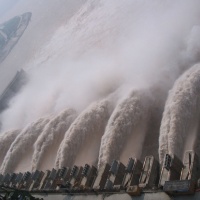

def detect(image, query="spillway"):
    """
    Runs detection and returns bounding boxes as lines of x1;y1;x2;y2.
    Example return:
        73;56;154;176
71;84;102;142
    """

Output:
31;108;77;171
1;0;200;199
159;64;200;163
56;96;115;169
0;129;20;164
0;117;50;174
98;89;152;168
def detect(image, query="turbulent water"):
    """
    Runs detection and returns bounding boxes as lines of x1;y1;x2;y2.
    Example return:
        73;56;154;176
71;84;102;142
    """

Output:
0;129;20;164
1;0;200;173
0;118;50;174
98;89;152;167
56;96;115;168
31;109;77;171
159;64;200;163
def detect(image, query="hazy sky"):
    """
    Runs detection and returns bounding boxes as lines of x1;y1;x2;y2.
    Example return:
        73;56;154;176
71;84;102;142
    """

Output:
0;0;19;18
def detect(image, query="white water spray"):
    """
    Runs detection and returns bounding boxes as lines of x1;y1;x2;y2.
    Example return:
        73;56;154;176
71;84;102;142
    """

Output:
56;96;115;168
98;89;152;167
0;129;20;164
1;0;200;172
1;117;49;174
159;64;200;163
31;109;77;171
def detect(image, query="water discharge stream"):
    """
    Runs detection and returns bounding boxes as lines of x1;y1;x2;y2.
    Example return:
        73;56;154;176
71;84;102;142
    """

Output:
159;64;200;163
0;129;20;165
56;96;115;168
31;109;77;171
0;117;50;174
98;89;152;168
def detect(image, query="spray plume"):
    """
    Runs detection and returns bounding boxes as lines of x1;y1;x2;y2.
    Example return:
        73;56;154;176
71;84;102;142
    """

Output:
31;109;77;171
98;89;153;167
159;64;200;163
0;117;49;174
0;129;20;165
55;96;115;168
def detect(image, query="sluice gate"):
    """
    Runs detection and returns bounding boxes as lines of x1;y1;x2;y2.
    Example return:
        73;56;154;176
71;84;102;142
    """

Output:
0;150;200;199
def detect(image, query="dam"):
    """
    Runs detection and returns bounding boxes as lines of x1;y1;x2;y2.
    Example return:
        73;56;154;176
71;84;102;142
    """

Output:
1;0;200;199
0;151;200;199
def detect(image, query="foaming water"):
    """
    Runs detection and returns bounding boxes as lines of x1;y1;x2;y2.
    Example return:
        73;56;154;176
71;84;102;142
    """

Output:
1;117;49;174
31;109;77;171
98;89;152;168
56;96;115;168
0;129;20;164
159;64;200;163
